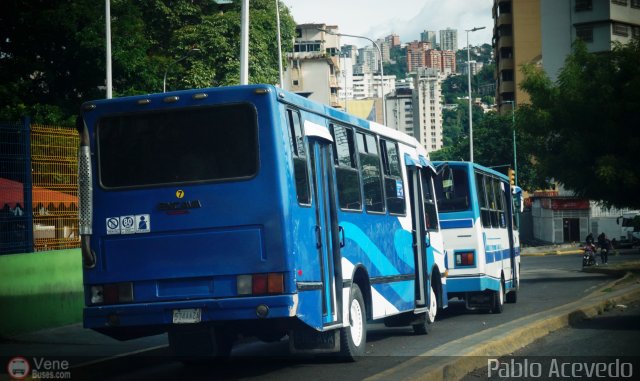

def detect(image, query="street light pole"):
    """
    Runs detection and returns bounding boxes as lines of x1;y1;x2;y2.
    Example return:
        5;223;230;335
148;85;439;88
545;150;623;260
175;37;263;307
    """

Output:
105;0;112;99
239;0;250;85
275;0;284;88
318;29;386;125
504;100;518;186
466;26;485;162
163;48;200;93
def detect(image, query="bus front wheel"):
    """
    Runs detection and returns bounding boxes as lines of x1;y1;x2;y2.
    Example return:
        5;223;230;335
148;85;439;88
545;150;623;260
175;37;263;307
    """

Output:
339;284;366;361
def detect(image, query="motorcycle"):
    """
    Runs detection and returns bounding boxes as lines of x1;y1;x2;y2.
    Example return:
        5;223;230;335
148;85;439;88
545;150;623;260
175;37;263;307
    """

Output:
582;243;597;268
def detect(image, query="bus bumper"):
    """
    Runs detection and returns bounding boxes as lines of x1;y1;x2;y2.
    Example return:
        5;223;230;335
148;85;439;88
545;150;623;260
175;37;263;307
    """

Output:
446;275;501;293
84;294;297;330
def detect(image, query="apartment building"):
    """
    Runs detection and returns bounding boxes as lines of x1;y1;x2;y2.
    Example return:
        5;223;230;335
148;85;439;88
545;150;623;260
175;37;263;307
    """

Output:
541;0;640;81
493;0;541;112
285;24;343;107
412;68;443;152
385;88;415;136
420;30;437;48
439;28;458;51
406;41;430;72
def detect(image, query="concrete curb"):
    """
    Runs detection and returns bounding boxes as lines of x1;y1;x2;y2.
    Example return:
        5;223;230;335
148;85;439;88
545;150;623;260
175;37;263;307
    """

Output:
363;274;640;381
521;249;582;257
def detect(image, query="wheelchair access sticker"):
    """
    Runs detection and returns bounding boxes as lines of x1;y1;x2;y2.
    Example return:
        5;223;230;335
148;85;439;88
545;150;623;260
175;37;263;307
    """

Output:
106;214;150;235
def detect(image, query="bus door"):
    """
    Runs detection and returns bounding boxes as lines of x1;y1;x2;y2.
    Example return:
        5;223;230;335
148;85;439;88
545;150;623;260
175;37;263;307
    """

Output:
406;163;430;309
309;137;343;327
505;184;518;286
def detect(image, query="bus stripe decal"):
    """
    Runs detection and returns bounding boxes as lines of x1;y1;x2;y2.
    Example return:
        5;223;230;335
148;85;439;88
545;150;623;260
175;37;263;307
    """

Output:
440;219;473;229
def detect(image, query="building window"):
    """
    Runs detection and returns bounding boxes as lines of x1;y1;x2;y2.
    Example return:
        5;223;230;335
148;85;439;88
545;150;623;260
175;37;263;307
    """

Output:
632;0;640;8
292;80;299;86
613;23;629;36
575;0;593;11
611;0;628;6
576;26;594;42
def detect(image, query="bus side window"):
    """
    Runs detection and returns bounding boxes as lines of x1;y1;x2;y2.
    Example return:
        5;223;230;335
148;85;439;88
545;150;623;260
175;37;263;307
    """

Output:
488;177;499;228
476;172;491;227
356;131;384;213
330;124;362;211
497;181;507;228
287;109;310;205
380;139;405;215
421;170;439;231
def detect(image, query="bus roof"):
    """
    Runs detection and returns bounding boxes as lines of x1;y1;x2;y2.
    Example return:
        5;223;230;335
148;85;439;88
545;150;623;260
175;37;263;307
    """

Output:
432;161;509;181
82;83;429;160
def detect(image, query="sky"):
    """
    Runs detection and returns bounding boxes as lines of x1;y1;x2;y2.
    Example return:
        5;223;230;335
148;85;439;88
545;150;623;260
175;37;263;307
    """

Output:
280;0;494;48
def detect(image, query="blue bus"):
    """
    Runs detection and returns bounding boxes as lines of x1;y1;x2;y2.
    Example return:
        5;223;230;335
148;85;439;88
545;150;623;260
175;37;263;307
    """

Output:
432;161;520;313
77;84;448;360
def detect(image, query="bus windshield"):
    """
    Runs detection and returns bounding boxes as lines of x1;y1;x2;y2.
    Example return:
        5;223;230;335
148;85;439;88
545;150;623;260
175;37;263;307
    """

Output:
97;103;257;188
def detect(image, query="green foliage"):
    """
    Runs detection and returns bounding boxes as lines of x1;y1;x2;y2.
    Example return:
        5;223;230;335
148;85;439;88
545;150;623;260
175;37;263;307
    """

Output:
384;46;407;79
518;39;640;209
0;0;296;124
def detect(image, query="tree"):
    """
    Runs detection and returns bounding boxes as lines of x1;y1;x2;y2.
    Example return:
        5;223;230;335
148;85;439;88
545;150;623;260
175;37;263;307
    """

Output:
432;109;544;191
0;0;296;125
518;39;640;209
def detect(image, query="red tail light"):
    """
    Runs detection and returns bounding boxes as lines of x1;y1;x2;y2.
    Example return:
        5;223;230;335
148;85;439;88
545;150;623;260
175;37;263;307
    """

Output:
455;251;475;266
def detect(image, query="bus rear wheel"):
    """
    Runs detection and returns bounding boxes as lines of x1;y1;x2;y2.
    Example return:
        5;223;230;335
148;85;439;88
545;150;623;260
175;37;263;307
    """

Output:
339;284;366;361
491;279;505;314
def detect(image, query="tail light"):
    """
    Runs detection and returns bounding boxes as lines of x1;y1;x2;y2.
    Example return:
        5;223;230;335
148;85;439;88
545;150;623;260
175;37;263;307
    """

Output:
455;251;475;267
237;273;285;295
90;283;134;305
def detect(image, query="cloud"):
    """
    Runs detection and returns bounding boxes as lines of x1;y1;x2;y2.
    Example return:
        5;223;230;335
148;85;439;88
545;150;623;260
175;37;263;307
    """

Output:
360;0;493;46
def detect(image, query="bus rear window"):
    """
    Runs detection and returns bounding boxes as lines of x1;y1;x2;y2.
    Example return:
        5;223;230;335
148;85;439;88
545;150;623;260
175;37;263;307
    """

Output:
435;167;470;212
97;103;258;188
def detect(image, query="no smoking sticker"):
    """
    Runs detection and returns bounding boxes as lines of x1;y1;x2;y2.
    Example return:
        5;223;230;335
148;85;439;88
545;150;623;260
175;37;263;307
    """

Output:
106;217;120;235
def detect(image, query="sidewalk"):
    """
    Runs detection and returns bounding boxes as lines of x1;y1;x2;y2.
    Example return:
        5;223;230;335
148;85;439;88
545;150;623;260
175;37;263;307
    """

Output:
521;243;583;256
366;270;640;381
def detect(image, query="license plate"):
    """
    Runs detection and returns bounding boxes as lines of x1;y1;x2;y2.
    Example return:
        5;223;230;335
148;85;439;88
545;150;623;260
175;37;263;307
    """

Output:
172;308;202;324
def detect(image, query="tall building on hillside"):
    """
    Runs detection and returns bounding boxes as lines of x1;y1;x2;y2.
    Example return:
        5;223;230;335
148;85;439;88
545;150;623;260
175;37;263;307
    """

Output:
385;88;415;136
420;30;437;48
285;24;343;108
412;68;443;152
425;49;441;71
406;41;429;72
440;50;457;74
541;0;640;82
377;39;392;63
358;45;380;74
439;28;458;51
386;33;401;48
492;0;541;112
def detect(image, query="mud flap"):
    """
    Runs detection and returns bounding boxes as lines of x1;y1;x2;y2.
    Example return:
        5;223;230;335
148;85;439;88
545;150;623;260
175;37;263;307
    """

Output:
289;324;340;354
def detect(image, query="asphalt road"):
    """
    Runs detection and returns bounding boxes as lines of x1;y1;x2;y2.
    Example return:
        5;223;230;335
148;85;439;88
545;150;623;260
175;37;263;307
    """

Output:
81;252;639;381
461;300;640;381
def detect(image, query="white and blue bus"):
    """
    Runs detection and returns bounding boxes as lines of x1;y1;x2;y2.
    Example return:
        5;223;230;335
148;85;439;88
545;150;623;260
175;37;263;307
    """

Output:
433;161;520;313
77;84;448;360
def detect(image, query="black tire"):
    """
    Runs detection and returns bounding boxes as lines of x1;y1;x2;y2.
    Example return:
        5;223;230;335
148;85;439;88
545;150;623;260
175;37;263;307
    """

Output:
506;266;518;303
413;285;437;335
339;284;367;361
491;279;505;314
